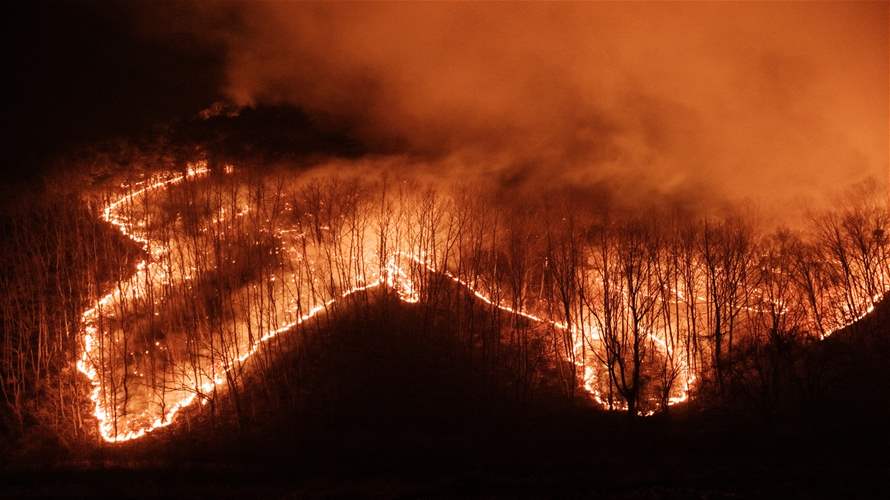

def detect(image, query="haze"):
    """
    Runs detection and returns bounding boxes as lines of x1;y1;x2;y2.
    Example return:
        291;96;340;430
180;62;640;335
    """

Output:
159;1;890;217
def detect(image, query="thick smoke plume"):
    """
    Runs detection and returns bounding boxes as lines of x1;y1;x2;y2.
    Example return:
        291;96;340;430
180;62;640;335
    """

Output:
176;2;886;217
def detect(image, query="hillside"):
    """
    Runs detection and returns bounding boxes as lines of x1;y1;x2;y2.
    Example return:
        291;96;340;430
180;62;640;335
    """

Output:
4;292;889;498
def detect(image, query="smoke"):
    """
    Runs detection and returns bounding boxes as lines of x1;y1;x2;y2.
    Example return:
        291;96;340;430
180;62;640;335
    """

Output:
178;2;887;217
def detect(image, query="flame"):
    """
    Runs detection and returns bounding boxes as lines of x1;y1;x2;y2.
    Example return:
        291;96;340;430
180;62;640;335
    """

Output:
76;164;438;442
77;161;882;442
77;163;211;442
382;251;696;411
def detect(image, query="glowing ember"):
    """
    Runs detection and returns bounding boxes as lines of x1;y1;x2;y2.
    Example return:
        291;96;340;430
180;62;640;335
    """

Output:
77;162;886;442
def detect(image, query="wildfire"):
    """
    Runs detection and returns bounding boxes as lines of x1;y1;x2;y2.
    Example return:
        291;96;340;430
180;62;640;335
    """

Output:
77;162;883;442
77;163;211;442
76;163;446;442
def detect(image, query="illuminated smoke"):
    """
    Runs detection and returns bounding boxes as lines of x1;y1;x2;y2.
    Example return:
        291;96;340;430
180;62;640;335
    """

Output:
78;163;697;442
79;159;886;442
157;1;890;218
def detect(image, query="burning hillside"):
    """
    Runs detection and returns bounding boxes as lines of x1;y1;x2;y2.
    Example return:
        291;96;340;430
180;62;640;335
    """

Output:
71;158;888;443
2;1;888;497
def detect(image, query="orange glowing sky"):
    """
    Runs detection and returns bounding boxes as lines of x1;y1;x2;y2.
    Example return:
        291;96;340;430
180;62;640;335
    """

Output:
147;2;888;217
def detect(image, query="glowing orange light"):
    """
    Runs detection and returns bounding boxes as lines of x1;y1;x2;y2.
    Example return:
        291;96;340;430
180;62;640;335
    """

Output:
77;161;883;441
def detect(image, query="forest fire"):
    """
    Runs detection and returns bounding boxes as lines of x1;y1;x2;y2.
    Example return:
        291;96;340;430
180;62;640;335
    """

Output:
3;2;888;496
76;163;211;442
73;162;654;442
74;161;888;442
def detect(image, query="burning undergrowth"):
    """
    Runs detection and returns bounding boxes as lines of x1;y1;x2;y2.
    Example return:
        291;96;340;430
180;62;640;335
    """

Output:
61;157;888;444
3;3;889;495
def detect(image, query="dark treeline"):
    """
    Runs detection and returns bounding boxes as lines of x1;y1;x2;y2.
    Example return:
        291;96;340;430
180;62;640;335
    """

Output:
1;159;888;455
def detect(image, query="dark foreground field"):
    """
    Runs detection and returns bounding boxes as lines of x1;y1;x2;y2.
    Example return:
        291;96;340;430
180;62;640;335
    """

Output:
2;294;889;499
3;429;888;499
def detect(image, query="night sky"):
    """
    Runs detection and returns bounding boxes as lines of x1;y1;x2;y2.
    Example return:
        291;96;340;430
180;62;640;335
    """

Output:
4;1;224;185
